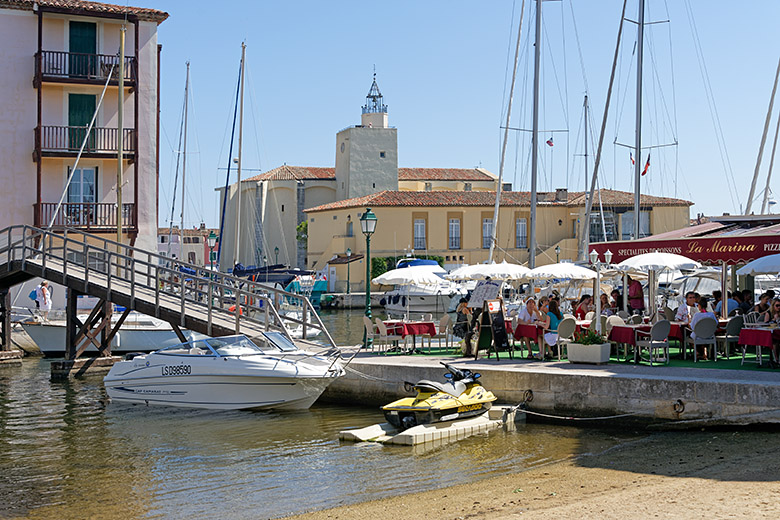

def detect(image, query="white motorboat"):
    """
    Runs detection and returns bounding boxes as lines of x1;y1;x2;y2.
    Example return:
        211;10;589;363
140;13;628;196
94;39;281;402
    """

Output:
377;260;467;317
21;312;206;357
103;332;344;411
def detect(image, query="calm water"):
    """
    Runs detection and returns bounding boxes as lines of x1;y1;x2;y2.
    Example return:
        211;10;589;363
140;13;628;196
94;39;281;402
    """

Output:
2;310;642;519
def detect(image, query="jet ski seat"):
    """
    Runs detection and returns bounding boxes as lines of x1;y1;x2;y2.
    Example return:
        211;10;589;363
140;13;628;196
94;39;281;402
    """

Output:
414;379;466;397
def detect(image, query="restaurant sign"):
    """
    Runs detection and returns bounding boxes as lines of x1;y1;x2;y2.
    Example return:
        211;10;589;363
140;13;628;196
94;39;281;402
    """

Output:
590;235;780;265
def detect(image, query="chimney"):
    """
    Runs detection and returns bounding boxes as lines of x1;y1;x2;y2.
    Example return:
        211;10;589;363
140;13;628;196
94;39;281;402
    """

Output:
555;188;568;202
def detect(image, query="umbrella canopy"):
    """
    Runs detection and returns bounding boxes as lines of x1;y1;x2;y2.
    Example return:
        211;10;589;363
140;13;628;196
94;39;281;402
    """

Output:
522;262;597;281
617;252;701;272
736;253;780;276
372;265;445;286
446;261;530;281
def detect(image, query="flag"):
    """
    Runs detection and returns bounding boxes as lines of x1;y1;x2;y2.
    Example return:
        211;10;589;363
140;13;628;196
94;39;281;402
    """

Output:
630;152;635;165
546;137;554;147
641;153;650;176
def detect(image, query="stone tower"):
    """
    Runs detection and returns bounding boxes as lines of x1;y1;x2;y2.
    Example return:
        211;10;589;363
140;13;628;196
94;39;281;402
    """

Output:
335;73;398;200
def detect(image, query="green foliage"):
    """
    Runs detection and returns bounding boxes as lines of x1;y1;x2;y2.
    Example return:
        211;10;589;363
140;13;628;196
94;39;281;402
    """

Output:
296;221;308;246
573;327;607;345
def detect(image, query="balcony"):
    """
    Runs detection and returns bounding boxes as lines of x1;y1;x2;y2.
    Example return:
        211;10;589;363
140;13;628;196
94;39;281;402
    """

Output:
34;202;137;233
35;51;136;87
35;126;135;161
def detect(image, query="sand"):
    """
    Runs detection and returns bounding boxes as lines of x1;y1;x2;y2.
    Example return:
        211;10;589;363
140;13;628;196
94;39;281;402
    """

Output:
286;429;780;519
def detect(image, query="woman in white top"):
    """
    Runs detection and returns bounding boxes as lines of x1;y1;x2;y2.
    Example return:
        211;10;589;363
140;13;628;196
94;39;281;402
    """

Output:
36;280;52;320
517;298;542;359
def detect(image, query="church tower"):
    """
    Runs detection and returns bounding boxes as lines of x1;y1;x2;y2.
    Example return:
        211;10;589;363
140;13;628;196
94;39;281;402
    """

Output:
335;73;398;201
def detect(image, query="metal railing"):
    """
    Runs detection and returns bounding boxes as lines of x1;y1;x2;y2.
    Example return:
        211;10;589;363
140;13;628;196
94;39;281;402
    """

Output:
37;126;136;154
35;203;136;231
0;225;337;350
36;50;136;83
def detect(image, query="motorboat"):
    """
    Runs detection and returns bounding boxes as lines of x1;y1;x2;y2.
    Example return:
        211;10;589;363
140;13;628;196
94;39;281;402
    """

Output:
378;259;467;317
103;332;344;410
21;311;207;357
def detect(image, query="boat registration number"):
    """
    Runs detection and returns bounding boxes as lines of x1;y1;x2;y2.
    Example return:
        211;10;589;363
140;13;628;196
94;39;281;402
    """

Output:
457;403;482;413
162;365;191;376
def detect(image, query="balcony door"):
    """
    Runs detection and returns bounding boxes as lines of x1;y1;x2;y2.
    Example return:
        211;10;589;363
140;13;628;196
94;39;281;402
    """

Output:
67;167;97;226
69;21;97;78
68;94;96;150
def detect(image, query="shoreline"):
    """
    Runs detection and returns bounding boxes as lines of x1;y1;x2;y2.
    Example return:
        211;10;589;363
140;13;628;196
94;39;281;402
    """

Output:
284;428;780;519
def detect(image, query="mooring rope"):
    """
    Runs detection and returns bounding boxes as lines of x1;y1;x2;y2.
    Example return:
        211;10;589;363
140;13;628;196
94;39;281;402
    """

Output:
344;365;401;384
520;408;641;421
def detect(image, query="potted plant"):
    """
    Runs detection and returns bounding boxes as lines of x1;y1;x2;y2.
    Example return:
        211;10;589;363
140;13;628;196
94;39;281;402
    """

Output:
567;328;611;364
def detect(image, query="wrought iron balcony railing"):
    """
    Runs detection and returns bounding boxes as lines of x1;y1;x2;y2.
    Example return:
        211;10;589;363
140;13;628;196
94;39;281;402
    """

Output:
36;126;135;157
34;202;136;232
35;50;136;84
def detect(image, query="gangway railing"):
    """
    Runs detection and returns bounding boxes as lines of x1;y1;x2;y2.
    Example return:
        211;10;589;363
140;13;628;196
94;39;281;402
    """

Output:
0;225;337;350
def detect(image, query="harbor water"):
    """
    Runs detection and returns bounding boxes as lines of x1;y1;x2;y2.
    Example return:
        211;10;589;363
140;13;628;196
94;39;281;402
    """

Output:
0;309;755;519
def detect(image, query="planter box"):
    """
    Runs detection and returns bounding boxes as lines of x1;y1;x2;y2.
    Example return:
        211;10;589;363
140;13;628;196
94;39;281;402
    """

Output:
567;342;611;364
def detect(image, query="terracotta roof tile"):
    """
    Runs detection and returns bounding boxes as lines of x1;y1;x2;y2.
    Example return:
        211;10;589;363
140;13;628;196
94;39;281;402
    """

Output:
398;168;496;181
1;0;168;22
306;189;692;212
244;165;335;182
158;227;219;237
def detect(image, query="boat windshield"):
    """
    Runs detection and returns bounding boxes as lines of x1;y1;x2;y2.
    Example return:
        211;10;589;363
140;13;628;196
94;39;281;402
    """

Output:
205;335;265;357
156;340;218;357
260;331;300;352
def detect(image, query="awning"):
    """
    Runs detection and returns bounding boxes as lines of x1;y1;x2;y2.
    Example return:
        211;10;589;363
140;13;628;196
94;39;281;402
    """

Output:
591;234;780;265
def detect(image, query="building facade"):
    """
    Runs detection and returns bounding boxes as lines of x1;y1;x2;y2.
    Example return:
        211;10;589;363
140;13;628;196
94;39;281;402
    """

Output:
0;0;167;252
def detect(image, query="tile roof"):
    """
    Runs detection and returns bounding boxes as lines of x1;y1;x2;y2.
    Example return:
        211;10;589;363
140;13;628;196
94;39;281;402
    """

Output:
158;227;219;237
305;189;692;212
0;0;168;22
398;168;496;181
244;165;335;182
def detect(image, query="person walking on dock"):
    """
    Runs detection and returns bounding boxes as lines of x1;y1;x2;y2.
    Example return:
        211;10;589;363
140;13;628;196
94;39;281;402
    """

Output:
36;281;51;321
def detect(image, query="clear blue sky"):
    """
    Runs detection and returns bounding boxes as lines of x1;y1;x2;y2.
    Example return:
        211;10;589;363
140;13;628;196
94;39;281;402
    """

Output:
149;0;780;229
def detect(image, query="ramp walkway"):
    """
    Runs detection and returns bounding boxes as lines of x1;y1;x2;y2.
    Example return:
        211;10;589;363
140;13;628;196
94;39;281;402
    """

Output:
0;225;334;360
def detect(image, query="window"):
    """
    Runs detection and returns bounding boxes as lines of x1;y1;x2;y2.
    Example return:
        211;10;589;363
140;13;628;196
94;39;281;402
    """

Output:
379;151;386;158
346;221;353;237
482;218;493;249
182;237;201;244
188;252;196;264
515;218;527;248
424;182;432;192
589;211;617;242
464;183;472;192
449;218;461;249
67;251;106;273
66;166;96;226
159;235;167;244
620;211;650;240
413;219;426;249
281;205;285;212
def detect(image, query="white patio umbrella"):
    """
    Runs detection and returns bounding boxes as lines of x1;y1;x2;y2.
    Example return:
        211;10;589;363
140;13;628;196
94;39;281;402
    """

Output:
616;252;701;272
445;263;488;281
736;253;780;276
522;262;597;281
372;265;445;319
446;261;530;281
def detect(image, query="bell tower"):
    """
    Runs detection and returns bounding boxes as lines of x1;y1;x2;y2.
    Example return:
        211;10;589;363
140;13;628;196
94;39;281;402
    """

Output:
335;72;398;201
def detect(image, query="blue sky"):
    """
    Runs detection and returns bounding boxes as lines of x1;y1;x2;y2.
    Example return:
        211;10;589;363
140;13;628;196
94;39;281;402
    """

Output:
149;0;780;228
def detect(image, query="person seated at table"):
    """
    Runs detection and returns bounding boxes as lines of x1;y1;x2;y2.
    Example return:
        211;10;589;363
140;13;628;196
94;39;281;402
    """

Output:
759;298;780;324
740;289;754;314
690;297;717;360
574;294;592;320
599;293;614;316
453;297;471;339
675;291;698;324
538;295;550;315
754;292;771;315
539;299;563;360
517;297;543;359
714;291;739;317
627;275;645;315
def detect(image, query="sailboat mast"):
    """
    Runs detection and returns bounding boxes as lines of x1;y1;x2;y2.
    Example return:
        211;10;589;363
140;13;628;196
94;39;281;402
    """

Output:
633;0;645;240
180;61;190;250
761;107;780;213
233;43;246;266
489;0;525;264
747;55;780;215
529;0;542;268
117;25;125;246
584;95;589;192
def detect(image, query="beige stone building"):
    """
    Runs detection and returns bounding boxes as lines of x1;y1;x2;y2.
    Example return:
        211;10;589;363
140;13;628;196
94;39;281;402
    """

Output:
306;189;692;290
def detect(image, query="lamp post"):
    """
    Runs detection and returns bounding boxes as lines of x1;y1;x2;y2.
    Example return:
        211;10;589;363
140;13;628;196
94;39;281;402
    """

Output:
263;255;268;283
346;247;352;295
589;248;613;333
274;246;279;265
360;208;378;349
555;244;561;263
206;231;217;270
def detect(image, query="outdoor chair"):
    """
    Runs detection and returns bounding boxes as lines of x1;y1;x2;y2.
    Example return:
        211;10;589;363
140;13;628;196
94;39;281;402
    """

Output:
426;313;453;352
375;318;404;354
617;310;630;320
422;313;433;322
743;312;760;327
628;314;643;325
686;317;718;362
600;314;609;333
635;319;671;366
663;307;675;321
605;315;627;360
362;316;379;351
554;317;577;361
716;315;743;359
584;311;596;321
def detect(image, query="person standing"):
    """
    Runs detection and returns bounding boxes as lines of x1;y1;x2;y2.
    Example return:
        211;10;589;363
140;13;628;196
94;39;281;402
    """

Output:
627;275;645;315
36;281;51;321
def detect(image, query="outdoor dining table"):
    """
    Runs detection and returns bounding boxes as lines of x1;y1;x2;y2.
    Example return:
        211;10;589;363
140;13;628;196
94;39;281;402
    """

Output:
738;327;780;349
384;320;437;351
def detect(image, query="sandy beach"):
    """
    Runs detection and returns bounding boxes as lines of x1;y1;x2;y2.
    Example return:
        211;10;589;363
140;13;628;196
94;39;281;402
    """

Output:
286;429;780;519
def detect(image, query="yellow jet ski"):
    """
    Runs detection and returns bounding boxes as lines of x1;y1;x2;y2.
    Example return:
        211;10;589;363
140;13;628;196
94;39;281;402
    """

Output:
382;362;496;430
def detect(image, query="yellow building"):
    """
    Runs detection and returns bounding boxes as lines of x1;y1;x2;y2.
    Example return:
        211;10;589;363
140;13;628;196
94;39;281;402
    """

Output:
306;188;691;290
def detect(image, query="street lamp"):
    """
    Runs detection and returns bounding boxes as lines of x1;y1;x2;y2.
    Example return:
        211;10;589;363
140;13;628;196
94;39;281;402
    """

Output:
360;208;378;349
346;247;352;295
274;246;279;265
589;249;613;333
206;231;217;270
555;244;561;263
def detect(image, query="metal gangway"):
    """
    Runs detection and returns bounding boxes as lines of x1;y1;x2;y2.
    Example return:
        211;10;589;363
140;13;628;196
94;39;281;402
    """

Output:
0;225;336;360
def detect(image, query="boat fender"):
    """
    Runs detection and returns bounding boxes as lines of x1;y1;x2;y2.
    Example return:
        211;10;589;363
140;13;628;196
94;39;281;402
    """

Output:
401;296;406;308
380;297;387;306
403;381;416;393
392;294;400;305
228;304;243;315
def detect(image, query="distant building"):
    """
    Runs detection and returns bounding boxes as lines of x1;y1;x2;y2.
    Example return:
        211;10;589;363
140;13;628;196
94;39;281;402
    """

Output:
0;0;168;253
158;225;219;267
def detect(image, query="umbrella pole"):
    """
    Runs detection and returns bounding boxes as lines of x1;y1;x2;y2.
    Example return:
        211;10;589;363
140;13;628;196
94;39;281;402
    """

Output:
623;272;629;315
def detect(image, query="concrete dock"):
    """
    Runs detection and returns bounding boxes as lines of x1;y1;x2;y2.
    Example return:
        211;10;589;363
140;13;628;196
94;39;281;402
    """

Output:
323;352;780;427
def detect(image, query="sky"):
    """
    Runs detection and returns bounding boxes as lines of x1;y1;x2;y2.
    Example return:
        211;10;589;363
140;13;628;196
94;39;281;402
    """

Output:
147;0;780;229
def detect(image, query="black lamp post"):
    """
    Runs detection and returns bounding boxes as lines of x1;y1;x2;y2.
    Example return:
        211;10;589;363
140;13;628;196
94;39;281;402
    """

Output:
360;208;378;348
555;244;561;263
263;255;268;283
274;246;279;265
346;247;352;295
207;231;217;270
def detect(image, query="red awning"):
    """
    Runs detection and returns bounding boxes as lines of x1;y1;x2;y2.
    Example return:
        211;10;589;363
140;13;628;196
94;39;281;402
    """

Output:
590;234;780;265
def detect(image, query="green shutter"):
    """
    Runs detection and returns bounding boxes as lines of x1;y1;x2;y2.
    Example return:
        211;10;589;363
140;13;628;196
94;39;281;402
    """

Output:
68;94;96;150
68;21;97;77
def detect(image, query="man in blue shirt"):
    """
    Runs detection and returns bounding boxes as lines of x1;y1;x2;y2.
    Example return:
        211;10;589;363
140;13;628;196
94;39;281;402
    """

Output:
714;290;739;316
